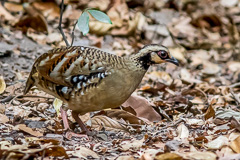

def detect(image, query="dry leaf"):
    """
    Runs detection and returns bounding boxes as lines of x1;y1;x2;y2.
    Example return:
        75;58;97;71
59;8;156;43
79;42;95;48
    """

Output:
182;151;217;160
119;138;144;151
122;94;161;122
0;76;6;94
72;146;99;159
4;2;23;12
116;155;135;160
53;98;63;116
202;62;221;76
180;68;202;84
185;118;204;126
230;136;240;153
205;99;216;120
32;2;60;20
91;115;127;131
0;114;9;123
105;109;145;125
15;4;48;33
220;0;238;7
0;4;14;21
168;47;186;63
14;124;43;137
155;153;183;160
230;117;240;132
177;123;189;139
148;71;173;86
206;136;228;149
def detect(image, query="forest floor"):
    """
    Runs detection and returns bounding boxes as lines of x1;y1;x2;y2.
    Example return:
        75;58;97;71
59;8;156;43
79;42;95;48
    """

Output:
0;0;240;159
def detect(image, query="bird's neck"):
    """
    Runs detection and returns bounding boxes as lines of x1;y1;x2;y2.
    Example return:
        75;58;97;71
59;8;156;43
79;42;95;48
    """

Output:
129;51;152;70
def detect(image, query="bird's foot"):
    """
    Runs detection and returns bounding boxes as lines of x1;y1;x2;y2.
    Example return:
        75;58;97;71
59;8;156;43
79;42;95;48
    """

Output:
65;131;89;139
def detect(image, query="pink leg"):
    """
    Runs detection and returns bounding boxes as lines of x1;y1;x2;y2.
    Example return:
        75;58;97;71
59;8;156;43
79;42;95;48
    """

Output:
60;107;88;139
72;111;89;133
60;107;70;130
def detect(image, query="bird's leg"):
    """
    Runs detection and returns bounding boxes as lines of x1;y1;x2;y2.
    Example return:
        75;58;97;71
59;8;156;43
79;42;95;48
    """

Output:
71;111;89;133
60;107;88;139
60;107;70;130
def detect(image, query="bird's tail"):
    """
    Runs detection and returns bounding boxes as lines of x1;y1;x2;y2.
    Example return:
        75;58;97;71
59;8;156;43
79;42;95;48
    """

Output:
23;67;36;95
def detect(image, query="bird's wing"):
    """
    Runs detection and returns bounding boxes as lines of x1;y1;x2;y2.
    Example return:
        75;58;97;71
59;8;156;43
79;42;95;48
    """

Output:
36;46;113;87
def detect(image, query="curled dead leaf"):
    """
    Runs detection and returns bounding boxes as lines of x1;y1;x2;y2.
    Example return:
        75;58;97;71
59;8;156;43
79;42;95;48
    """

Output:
105;109;145;125
122;94;161;122
91;115;127;132
204;98;216;120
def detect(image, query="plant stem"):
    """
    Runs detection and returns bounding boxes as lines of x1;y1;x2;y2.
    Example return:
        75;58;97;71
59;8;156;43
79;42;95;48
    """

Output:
58;0;70;46
71;21;78;46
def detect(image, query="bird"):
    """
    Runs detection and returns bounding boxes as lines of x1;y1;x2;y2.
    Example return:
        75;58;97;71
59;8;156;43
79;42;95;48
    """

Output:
24;44;179;137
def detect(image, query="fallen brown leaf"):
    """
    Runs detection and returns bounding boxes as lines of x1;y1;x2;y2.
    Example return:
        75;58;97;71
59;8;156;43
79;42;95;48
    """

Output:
14;124;43;137
230;136;240;153
0;114;9;123
91;115;127;132
155;153;183;160
122;94;161;122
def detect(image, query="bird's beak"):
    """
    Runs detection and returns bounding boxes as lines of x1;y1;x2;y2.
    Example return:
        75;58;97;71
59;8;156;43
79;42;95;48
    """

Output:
166;56;179;66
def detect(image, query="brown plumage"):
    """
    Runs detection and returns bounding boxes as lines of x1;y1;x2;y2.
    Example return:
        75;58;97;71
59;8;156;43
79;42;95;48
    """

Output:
24;44;179;134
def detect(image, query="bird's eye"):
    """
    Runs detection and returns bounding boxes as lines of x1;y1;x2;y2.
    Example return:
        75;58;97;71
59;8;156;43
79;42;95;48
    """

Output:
158;50;168;59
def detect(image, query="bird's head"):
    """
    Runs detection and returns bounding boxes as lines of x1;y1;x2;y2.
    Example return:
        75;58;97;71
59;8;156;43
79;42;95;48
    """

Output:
136;44;179;69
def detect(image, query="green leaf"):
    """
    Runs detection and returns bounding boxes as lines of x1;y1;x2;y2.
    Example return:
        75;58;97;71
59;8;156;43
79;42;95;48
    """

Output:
77;11;90;35
88;9;112;24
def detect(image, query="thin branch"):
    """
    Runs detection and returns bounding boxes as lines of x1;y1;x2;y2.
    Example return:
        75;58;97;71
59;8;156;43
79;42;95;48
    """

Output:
58;0;70;46
71;21;78;46
230;82;240;88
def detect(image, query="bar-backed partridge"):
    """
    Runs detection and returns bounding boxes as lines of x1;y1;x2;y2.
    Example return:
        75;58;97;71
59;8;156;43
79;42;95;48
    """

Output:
24;44;179;136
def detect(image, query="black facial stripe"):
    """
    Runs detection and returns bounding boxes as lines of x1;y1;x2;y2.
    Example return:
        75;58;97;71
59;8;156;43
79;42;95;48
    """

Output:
138;53;152;70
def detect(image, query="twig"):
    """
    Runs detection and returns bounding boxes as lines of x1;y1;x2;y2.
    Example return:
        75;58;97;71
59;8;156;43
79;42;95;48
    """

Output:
157;106;172;122
161;118;185;129
230;82;240;88
71;21;78;46
9;95;24;105
0;95;15;103
1;94;53;104
58;0;70;46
